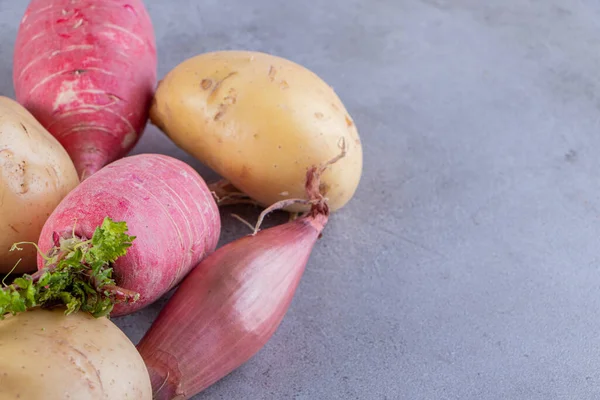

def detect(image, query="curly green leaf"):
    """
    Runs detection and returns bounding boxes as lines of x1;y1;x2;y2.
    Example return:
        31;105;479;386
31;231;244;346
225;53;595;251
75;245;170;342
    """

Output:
0;217;139;320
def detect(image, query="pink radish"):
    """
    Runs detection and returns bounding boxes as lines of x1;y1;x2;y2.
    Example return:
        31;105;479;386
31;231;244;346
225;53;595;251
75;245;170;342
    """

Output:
35;153;221;316
13;0;157;179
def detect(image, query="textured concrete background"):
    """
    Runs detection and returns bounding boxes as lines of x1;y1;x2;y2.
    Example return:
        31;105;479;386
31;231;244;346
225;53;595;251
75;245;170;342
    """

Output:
2;0;600;399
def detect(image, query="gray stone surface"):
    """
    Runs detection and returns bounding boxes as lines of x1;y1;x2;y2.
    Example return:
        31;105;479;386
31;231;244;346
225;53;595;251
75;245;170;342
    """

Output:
2;0;600;399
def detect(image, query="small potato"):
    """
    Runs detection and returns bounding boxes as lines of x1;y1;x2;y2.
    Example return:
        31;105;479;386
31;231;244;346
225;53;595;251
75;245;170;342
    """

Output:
0;308;152;400
0;96;79;273
150;50;363;212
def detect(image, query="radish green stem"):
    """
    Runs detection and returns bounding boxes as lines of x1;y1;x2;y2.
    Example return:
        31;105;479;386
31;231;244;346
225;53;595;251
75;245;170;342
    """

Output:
0;217;138;320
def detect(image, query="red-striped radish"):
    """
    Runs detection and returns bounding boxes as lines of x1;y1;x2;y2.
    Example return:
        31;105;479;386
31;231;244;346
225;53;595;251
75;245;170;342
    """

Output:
137;155;339;399
13;0;157;179
31;153;221;317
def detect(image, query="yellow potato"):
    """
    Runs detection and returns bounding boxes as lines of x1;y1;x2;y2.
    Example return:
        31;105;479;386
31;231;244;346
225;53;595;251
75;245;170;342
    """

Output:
0;96;79;273
0;308;152;400
150;50;363;212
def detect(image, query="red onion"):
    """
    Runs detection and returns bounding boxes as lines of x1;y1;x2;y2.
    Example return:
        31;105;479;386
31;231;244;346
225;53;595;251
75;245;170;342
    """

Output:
136;158;337;399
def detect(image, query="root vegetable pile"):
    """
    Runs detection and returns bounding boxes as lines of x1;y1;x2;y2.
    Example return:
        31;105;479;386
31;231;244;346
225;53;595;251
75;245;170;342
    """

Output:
0;2;363;399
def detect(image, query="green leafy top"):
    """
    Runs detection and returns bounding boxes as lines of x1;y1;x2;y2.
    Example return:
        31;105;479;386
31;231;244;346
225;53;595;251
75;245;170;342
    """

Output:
0;217;138;320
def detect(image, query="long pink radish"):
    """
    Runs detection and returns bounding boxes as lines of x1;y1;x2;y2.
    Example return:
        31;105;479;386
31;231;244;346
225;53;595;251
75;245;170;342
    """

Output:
13;0;157;179
35;153;221;316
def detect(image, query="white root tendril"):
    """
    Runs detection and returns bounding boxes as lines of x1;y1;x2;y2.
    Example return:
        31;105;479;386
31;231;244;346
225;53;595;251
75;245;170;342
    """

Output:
252;198;314;235
230;214;255;232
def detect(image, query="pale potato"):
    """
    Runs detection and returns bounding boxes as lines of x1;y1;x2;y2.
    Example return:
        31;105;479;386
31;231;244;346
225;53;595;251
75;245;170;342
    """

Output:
0;308;152;400
0;96;79;273
150;50;363;212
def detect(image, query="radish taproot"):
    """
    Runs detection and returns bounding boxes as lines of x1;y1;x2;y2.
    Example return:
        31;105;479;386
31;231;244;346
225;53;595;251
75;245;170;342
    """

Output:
13;0;157;179
0;96;79;274
0;307;152;399
137;158;337;399
7;153;221;317
149;50;363;213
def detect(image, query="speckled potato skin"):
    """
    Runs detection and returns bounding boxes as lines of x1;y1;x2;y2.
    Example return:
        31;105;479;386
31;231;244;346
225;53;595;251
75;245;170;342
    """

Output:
0;308;152;399
150;50;363;212
0;96;79;273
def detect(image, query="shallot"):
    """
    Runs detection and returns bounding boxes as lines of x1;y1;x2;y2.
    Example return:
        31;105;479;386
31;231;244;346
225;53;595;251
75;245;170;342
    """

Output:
136;151;343;399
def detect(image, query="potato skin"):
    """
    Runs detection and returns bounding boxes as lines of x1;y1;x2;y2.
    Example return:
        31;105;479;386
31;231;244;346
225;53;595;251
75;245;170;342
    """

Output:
150;50;363;212
0;96;79;273
0;308;152;400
